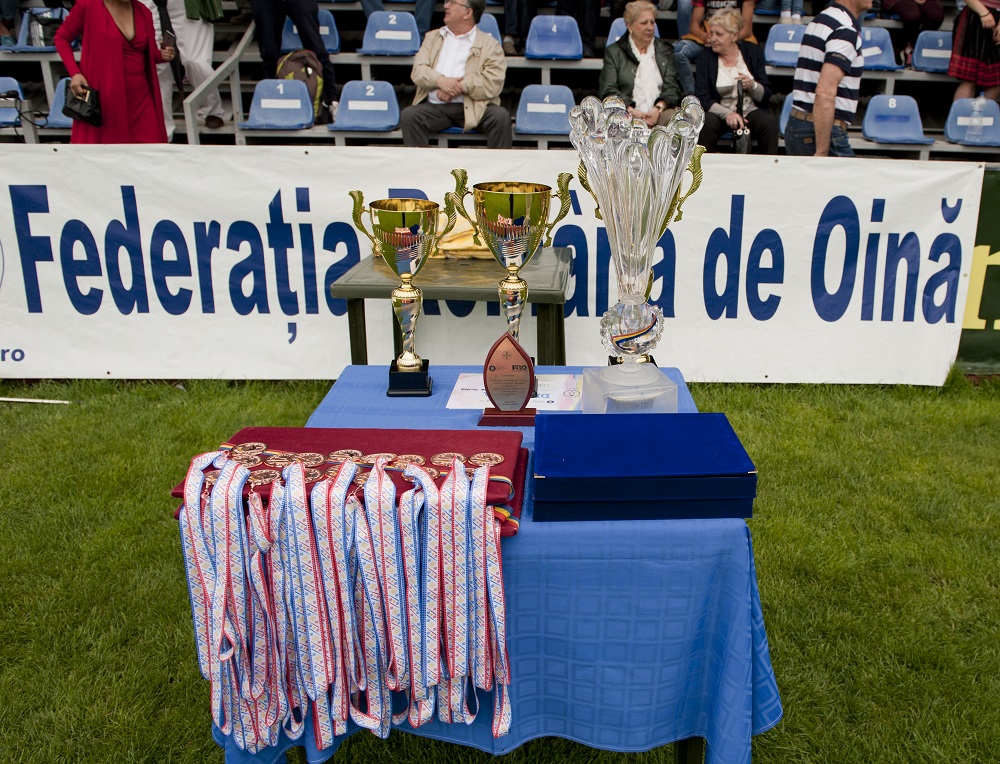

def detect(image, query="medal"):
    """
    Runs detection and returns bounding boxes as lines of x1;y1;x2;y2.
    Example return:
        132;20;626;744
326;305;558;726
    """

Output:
231;453;263;468
403;465;439;482
265;454;298;468
304;468;322;482
203;468;220;485
295;452;327;467
247;469;282;486
362;452;397;464
330;449;362;460
394;454;426;465
469;452;505;466
353;470;370;486
431;452;466;467
231;441;267;456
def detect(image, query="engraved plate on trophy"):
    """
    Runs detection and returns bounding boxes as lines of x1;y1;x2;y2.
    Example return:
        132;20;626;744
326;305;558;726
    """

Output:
482;333;536;423
349;189;457;397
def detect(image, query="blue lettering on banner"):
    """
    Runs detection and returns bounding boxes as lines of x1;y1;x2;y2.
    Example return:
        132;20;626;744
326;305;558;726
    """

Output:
704;196;745;319
8;184;361;318
1;348;26;361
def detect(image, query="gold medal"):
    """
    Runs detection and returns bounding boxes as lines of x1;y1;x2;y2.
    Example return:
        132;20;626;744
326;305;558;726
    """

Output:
230;453;263;468
248;469;282;486
394;454;426;465
353;470;370;486
325;464;345;478
265;453;298;468
362;452;397;464
469;452;505;466
304;468;322;482
431;452;466;467
330;449;363;460
203;469;220;485
231;441;267;456
295;452;326;467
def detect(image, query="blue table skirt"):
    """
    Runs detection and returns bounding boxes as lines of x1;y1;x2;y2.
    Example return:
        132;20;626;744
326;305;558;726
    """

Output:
217;366;782;764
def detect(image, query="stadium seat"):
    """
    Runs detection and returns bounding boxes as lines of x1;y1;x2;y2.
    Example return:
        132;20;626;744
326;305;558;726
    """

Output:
764;24;805;67
358;11;421;56
607;17;658;46
862;94;933;144
944;98;1000;146
525;15;583;59
0;77;24;127
478;13;502;43
329;80;399;131
912;30;951;73
4;7;71;52
515;84;575;134
45;77;73;128
281;9;339;54
239;79;314;130
860;27;903;70
778;94;793;137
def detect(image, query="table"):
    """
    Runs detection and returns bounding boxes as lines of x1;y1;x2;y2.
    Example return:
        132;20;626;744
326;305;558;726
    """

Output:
215;366;782;764
330;248;572;367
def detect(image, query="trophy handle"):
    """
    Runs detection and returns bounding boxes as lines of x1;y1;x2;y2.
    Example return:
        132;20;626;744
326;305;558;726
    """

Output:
440;190;458;240
577;160;602;221
450;168;481;246
349;190;377;251
543;172;574;248
661;145;706;235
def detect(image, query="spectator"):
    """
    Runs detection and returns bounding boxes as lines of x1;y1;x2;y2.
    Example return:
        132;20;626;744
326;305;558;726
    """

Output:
401;0;511;148
948;0;1000;101
517;0;600;57
695;7;778;152
673;0;755;95
360;0;434;40
250;0;339;122
141;0;226;139
784;0;869;156
0;0;15;46
502;0;520;55
599;0;682;126
54;0;175;143
883;0;944;65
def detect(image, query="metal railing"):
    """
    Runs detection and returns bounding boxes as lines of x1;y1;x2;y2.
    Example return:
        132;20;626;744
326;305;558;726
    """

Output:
183;21;256;146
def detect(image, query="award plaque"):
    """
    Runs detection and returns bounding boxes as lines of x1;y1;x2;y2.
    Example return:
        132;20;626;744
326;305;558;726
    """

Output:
569;96;706;414
350;191;457;396
449;170;573;425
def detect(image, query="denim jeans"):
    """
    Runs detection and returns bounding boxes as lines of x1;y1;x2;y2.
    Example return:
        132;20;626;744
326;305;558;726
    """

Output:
784;116;855;157
672;38;703;96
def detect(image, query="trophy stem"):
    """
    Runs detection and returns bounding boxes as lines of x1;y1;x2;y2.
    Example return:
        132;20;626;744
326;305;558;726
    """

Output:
499;267;528;343
392;275;423;371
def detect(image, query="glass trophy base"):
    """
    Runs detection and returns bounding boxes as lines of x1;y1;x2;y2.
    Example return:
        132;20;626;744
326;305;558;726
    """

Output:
581;364;678;414
387;359;433;397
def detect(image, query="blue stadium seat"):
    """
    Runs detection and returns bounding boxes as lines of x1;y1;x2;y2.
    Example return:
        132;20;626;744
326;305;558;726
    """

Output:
0;77;22;127
525;15;582;59
239;79;315;130
860;27;903;70
281;9;339;54
4;7;71;52
45;77;74;128
944;98;1000;146
478;13;502;43
764;24;804;67
358;11;420;56
329;80;399;131
607;17;659;46
912;30;951;73
862;94;933;144
778;94;793;137
515;84;575;134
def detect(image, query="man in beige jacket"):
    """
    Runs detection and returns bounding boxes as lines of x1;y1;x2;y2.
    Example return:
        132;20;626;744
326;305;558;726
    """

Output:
401;0;512;148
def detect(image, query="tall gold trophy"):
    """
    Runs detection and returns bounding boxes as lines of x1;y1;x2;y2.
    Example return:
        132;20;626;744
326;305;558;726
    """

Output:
450;169;573;425
350;192;457;396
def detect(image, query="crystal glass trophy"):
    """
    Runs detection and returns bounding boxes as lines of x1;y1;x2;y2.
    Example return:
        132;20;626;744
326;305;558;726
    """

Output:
450;169;573;425
569;95;706;413
350;192;457;396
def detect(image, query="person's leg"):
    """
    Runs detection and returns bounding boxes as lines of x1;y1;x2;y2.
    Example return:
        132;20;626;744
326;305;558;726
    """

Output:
477;103;513;148
285;0;338;105
954;81;976;100
0;0;17;42
923;0;945;31
828;124;855;157
358;0;384;16
697;111;727;152
885;0;922;51
401;101;461;145
676;0;692;38
747;108;779;154
137;0;176;139
413;0;433;38
168;0;224;121
250;0;283;78
558;0;598;56
782;115;816;155
673;39;701;96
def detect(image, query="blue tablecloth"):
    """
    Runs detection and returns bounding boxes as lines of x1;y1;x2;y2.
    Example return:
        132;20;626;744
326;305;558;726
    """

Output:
216;366;782;764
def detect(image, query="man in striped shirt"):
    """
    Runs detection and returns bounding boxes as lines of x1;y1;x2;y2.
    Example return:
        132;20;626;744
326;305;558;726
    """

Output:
784;0;871;157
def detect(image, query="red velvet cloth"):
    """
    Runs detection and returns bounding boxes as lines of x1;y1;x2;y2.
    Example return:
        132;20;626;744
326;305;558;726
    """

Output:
173;427;528;536
54;0;167;144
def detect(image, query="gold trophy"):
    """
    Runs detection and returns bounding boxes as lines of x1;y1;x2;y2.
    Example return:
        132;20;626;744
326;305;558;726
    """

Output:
449;169;573;425
350;192;457;396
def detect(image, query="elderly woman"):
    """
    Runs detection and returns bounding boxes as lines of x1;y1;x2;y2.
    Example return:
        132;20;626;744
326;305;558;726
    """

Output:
694;7;778;154
599;0;681;127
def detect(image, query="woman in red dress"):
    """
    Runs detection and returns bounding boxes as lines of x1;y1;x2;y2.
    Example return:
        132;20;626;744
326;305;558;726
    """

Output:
948;0;1000;101
54;0;176;143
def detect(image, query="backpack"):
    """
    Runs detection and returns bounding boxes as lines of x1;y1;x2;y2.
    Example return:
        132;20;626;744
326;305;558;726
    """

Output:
276;49;323;122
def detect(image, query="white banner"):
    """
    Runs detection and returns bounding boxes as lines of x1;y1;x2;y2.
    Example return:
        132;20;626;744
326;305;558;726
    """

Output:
0;145;983;384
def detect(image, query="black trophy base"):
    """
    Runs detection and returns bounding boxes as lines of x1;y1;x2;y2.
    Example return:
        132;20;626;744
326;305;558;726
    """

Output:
608;354;658;367
387;359;433;397
478;407;537;427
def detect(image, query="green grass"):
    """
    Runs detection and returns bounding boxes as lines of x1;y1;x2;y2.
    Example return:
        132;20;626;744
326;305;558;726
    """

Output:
1;375;999;763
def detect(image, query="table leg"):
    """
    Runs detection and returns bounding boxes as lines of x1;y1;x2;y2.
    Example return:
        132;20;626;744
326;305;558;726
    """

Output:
674;737;705;764
536;303;566;366
345;298;368;365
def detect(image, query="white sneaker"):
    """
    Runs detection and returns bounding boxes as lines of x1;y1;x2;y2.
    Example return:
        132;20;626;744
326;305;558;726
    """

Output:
791;13;802;23
329;100;339;124
780;11;792;21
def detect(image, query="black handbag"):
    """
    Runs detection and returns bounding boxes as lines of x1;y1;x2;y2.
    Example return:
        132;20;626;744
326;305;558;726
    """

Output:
62;80;102;127
732;81;751;154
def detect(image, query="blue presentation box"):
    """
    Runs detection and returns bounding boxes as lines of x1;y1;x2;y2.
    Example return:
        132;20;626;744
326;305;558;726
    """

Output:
532;412;757;521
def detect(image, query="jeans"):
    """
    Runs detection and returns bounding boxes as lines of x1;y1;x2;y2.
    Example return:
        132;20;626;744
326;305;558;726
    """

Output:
783;115;855;157
360;0;433;37
673;38;702;96
676;0;692;38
